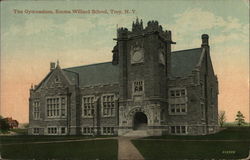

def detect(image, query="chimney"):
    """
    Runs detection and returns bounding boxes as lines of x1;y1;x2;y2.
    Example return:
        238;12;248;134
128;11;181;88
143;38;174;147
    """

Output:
50;62;56;71
201;34;209;47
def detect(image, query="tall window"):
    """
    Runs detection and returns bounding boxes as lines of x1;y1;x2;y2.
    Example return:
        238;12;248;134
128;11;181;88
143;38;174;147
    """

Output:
102;95;115;117
201;103;205;119
211;105;214;121
200;82;204;97
169;88;187;115
61;97;66;117
46;97;67;118
210;87;214;104
82;96;95;117
133;80;144;93
33;101;40;119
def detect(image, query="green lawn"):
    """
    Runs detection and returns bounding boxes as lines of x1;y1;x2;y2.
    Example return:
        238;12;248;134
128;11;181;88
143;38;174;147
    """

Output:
132;127;250;159
0;135;115;144
144;127;250;140
132;140;249;159
0;138;117;159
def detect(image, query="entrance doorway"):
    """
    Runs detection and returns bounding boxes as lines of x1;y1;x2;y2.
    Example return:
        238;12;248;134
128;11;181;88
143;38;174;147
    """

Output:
133;112;148;130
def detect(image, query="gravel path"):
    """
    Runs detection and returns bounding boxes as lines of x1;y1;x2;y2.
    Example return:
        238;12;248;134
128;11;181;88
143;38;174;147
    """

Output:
118;137;144;160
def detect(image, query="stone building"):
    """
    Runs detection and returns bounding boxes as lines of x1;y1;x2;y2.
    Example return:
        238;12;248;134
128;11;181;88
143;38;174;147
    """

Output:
28;19;219;136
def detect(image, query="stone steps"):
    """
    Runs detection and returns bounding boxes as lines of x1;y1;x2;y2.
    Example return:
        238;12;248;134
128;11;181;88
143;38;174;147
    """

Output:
123;130;149;137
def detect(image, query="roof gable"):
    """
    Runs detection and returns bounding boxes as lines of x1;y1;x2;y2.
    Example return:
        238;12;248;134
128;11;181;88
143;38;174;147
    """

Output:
35;66;73;91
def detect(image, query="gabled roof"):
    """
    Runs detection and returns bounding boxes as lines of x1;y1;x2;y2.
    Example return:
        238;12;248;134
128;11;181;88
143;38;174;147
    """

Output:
63;62;119;87
61;48;203;87
171;48;203;77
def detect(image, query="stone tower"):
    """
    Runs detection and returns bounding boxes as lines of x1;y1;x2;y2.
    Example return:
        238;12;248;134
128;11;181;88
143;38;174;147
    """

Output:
115;19;175;135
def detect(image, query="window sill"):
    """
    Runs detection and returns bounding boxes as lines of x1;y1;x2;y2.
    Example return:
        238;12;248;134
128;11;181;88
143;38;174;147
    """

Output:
33;118;42;120
102;115;116;118
82;116;94;118
169;133;188;135
169;113;187;115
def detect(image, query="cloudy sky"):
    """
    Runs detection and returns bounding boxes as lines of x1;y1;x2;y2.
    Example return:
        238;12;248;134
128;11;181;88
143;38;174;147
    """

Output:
0;0;249;123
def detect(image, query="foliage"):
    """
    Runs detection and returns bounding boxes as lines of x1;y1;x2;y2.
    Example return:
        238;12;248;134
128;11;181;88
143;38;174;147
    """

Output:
218;110;226;127
10;128;28;135
235;111;246;126
23;123;29;129
0;115;10;132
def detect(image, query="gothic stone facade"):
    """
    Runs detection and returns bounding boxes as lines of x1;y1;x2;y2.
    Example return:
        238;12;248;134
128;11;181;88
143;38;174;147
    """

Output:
28;19;219;136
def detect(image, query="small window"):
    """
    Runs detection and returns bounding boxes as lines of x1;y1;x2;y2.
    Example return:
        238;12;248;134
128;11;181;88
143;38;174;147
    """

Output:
171;108;175;113
48;127;57;135
181;89;185;96
176;126;181;133
181;126;186;133
171;126;175;134
170;126;187;135
102;127;115;135
169;88;186;98
133;81;144;93
176;91;181;97
82;127;93;135
170;91;175;97
33;128;39;134
176;107;180;113
55;76;59;82
61;127;65;134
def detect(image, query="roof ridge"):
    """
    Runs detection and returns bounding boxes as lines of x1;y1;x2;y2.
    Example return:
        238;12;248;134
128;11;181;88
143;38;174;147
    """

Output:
63;61;112;70
172;47;202;53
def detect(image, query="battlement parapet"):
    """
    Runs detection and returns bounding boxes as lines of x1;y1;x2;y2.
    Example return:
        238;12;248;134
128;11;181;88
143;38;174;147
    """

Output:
117;27;129;38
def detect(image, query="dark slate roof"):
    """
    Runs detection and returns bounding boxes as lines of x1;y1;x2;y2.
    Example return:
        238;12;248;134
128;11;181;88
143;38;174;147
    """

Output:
63;62;119;87
62;70;79;85
171;48;203;77
61;48;202;86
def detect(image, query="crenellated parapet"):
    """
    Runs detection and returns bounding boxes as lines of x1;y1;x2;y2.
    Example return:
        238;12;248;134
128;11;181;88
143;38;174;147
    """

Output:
116;19;174;43
117;27;129;39
145;20;161;32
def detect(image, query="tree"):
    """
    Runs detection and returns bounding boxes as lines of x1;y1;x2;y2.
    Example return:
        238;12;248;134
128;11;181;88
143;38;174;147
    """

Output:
235;111;246;126
218;110;226;127
0;115;10;131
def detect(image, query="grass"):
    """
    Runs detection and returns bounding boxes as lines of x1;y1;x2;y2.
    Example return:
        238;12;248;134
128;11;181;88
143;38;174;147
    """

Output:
0;139;118;159
10;128;28;135
144;127;250;140
132;140;249;159
0;135;115;144
224;122;250;127
132;127;250;159
1;127;249;159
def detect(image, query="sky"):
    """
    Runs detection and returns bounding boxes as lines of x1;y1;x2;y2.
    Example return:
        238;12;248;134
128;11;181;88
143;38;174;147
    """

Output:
0;0;249;123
